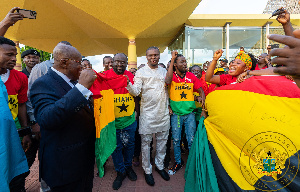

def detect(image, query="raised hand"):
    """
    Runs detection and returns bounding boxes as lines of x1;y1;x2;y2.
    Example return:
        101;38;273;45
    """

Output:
276;10;290;25
2;7;24;27
213;49;224;61
171;50;178;60
78;68;97;89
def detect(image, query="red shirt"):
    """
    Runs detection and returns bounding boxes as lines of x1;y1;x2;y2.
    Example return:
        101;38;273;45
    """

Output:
219;74;237;86
4;69;28;120
171;72;202;91
255;65;267;70
199;78;209;96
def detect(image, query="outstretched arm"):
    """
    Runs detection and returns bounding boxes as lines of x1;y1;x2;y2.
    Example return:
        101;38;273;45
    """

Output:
0;7;23;36
126;71;143;96
205;49;223;84
237;67;277;83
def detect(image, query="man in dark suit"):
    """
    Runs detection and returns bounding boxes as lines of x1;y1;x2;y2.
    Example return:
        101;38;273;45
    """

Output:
30;43;97;192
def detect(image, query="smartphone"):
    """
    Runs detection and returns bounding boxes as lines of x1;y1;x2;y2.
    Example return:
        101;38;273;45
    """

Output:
269;7;285;19
270;44;279;49
17;9;37;19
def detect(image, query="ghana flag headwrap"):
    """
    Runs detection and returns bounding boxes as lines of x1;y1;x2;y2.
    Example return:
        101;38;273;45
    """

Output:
235;50;252;70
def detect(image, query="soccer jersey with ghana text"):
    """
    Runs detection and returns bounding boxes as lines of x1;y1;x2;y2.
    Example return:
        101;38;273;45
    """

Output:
169;72;202;116
106;69;135;129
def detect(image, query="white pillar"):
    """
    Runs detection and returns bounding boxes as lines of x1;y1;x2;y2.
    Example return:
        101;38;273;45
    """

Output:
266;23;270;52
192;49;195;65
187;31;191;66
226;23;230;62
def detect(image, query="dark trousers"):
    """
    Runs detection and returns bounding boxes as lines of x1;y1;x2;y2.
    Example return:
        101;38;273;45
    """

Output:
50;167;94;192
112;121;137;173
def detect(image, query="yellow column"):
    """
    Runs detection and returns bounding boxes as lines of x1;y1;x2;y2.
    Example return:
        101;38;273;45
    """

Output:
14;41;22;71
128;38;137;69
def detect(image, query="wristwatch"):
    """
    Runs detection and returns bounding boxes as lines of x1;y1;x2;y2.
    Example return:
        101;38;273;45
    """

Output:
30;120;37;125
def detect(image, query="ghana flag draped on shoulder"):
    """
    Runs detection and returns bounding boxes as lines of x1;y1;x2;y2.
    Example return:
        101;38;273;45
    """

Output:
90;70;129;177
185;76;300;191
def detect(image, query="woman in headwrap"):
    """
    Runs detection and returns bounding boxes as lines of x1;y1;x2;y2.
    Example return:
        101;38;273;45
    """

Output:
205;49;253;86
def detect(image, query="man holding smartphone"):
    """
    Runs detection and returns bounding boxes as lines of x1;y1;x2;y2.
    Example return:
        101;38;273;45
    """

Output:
0;7;24;36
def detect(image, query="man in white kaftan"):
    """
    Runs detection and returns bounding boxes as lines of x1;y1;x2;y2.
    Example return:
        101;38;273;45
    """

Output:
126;47;170;186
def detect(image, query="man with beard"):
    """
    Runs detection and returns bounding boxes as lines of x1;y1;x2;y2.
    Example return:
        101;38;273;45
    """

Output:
165;51;205;175
92;53;137;190
126;46;170;186
21;49;40;78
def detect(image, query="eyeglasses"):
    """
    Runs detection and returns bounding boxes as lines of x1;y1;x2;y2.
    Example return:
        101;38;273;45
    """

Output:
114;60;126;65
62;58;82;64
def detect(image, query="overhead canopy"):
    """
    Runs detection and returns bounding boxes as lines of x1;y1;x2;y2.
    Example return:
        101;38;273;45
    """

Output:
1;0;201;56
186;14;300;27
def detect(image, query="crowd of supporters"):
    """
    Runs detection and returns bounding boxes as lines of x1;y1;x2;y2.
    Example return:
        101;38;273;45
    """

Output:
0;7;300;192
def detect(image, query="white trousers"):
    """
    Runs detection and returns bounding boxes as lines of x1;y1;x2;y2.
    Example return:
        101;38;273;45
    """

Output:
141;130;169;174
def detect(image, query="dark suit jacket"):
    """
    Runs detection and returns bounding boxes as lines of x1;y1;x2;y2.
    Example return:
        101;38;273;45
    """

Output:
30;68;95;188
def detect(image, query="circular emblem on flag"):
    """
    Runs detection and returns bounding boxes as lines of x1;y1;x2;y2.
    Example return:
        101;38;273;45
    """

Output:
239;131;299;191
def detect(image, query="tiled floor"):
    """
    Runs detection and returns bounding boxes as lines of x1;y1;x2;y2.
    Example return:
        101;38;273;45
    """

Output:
25;143;189;192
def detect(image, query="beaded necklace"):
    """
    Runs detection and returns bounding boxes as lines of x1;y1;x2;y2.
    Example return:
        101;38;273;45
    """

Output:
174;71;188;88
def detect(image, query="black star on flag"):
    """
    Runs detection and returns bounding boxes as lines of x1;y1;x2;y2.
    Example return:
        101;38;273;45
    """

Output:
180;91;187;99
117;103;129;112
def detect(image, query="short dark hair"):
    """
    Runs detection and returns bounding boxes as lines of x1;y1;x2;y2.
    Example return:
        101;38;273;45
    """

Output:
82;59;89;62
146;46;160;55
59;41;72;46
113;53;128;61
248;53;258;71
103;56;113;63
190;65;201;71
173;54;185;71
0;36;16;46
174;54;184;63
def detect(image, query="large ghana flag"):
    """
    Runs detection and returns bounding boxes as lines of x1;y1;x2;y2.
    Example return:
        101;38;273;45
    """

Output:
90;71;128;177
185;76;300;191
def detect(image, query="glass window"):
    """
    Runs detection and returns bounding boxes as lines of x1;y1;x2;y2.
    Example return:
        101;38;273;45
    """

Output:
228;27;265;61
184;26;223;66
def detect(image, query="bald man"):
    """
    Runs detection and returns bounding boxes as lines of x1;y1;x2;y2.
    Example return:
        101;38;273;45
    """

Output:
30;44;97;191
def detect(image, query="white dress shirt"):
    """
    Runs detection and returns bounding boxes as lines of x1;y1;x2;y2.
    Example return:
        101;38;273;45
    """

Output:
126;64;170;135
51;67;92;100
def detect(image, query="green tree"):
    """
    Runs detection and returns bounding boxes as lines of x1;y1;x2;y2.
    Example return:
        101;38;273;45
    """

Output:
20;45;52;69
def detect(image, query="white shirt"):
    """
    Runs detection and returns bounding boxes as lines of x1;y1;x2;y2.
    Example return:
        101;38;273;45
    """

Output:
0;69;10;83
51;67;92;99
127;65;170;135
